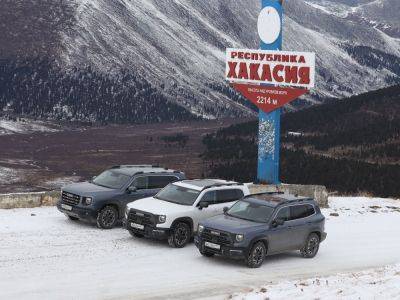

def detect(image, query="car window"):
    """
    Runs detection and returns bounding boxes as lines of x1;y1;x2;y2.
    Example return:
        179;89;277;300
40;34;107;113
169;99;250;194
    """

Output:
148;176;178;189
227;200;274;223
290;204;315;220
155;184;200;206
215;189;244;204
200;191;217;204
132;176;148;190
275;206;290;221
92;170;130;189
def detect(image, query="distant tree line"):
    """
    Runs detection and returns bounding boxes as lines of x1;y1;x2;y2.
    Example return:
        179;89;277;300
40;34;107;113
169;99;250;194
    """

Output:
0;58;196;124
161;133;189;148
202;126;400;198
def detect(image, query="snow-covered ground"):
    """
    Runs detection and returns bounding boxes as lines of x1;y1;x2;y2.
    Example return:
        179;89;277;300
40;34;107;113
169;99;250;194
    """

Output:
0;119;58;135
230;264;400;300
0;197;399;300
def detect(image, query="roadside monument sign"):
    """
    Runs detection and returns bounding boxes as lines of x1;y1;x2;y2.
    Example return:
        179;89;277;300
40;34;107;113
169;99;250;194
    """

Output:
226;0;315;184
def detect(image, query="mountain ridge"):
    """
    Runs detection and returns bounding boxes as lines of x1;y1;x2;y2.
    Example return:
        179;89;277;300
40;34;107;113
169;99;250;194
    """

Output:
1;0;399;122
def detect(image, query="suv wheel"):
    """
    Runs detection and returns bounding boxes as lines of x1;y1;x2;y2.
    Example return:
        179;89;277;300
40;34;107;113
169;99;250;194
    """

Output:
246;241;266;268
301;233;320;258
67;215;79;221
96;206;118;229
128;230;144;238
168;222;191;248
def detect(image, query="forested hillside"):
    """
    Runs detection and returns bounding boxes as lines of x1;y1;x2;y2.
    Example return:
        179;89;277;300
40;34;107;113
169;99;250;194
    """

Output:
0;59;195;124
201;85;400;197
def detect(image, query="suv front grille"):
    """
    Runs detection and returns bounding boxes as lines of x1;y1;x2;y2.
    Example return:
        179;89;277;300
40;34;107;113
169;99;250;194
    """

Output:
201;228;233;246
62;191;81;206
128;210;155;227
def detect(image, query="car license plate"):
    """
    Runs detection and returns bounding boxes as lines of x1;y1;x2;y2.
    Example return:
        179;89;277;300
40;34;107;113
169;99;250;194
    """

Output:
61;204;72;211
131;223;144;230
205;241;220;250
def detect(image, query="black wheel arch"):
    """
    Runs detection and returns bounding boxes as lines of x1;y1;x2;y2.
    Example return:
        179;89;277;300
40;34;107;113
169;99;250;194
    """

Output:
247;236;269;256
309;231;321;240
171;217;194;234
99;203;120;219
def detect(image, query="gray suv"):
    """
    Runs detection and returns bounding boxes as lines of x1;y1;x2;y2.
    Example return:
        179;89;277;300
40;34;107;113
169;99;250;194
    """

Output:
57;165;186;229
195;192;327;268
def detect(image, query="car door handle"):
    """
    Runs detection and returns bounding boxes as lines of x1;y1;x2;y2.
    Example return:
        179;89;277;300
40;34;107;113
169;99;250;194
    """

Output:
287;226;293;229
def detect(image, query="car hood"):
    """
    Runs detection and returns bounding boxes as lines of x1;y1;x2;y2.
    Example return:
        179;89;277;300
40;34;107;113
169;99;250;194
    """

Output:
62;182;115;196
201;214;267;233
127;197;192;215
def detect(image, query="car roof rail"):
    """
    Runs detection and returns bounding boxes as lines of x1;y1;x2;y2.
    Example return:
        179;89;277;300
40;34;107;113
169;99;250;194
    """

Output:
274;197;313;206
202;182;243;191
111;164;166;169
246;191;285;197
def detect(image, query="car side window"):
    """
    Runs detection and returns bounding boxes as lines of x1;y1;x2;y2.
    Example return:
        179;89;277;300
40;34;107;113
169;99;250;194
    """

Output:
215;189;244;204
131;176;148;190
290;204;315;220
200;191;217;204
275;206;290;221
148;176;178;189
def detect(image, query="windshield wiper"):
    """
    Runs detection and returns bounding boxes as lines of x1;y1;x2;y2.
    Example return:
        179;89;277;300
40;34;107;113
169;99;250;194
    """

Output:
92;182;111;188
228;214;258;223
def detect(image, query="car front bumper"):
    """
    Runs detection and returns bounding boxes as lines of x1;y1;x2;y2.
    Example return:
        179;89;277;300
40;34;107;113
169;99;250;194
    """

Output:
57;200;98;222
194;236;246;259
124;220;170;240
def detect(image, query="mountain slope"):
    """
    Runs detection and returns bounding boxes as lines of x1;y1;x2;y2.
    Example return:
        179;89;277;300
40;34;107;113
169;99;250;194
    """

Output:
62;0;400;109
201;84;400;197
1;0;400;121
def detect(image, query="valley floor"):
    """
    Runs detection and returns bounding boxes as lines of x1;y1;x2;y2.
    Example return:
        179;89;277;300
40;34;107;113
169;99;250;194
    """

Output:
0;197;399;300
0;118;244;193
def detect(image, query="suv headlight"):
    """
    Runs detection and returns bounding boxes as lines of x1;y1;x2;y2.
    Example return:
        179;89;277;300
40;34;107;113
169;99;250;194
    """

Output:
158;215;166;224
83;197;93;205
235;234;244;242
198;225;204;233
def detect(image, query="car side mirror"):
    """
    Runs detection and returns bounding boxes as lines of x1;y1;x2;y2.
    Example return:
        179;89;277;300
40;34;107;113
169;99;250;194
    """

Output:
272;218;285;228
199;202;209;210
223;207;229;214
127;186;137;193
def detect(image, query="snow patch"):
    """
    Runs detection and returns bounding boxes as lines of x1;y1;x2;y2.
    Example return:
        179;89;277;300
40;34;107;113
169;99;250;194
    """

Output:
0;119;59;136
231;264;400;300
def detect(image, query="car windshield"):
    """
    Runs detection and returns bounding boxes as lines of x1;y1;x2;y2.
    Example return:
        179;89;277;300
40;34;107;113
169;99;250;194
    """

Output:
227;200;274;223
155;184;200;206
92;170;130;189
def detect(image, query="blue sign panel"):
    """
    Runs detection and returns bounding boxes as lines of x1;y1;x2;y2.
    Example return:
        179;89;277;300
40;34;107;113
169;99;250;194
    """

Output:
257;0;283;184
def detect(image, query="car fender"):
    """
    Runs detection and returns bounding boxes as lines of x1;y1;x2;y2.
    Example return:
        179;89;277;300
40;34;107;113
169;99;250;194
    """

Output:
94;198;122;217
170;217;194;234
247;235;270;256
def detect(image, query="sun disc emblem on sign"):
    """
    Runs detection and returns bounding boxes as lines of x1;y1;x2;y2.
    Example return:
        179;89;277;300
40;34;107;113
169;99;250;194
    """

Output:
257;6;281;44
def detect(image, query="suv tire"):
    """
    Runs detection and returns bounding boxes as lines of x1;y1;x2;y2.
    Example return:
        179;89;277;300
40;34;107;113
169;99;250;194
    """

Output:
96;205;118;229
246;241;266;268
168;222;191;248
128;230;144;238
67;215;79;221
301;233;320;258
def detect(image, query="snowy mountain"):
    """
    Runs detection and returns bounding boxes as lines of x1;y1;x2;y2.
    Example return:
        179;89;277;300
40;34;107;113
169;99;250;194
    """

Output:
1;0;399;121
60;0;400;107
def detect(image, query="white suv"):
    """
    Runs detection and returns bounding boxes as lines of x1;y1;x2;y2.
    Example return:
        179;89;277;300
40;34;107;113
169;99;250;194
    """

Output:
124;179;250;247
